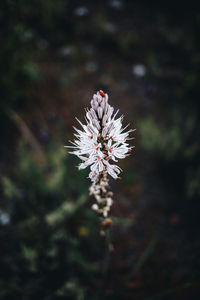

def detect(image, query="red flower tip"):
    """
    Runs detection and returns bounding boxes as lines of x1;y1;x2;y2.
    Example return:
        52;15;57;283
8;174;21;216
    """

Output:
99;90;106;97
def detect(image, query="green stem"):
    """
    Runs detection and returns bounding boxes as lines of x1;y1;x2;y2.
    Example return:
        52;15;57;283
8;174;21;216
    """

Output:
97;228;111;300
103;228;111;273
112;233;158;299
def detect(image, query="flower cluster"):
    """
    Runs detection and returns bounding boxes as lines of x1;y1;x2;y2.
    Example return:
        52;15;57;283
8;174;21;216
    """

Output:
65;90;135;219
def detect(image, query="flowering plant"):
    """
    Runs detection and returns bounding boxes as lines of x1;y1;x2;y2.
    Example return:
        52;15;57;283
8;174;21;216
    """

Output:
65;90;135;224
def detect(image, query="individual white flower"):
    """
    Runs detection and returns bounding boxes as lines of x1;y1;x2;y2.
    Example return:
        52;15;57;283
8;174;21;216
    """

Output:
78;155;96;170
106;139;131;161
103;160;122;179
107;116;135;143
90;149;105;173
65;90;135;220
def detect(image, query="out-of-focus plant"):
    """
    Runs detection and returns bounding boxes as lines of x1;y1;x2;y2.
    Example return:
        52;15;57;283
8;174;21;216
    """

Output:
140;112;199;199
0;0;68;128
0;134;102;298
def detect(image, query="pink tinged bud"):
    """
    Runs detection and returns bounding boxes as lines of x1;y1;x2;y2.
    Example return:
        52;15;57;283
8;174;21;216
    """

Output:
102;127;108;137
102;114;108;126
107;123;114;134
92;119;101;130
107;106;114;119
104;103;109;114
104;94;108;102
94;100;98;108
90;108;98;119
97;107;103;119
91;203;99;211
91;99;96;110
92;95;99;108
97;94;102;103
100;100;105;110
93;94;98;101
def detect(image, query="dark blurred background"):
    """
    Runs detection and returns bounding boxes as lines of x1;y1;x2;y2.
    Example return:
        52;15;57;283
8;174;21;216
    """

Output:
0;1;200;299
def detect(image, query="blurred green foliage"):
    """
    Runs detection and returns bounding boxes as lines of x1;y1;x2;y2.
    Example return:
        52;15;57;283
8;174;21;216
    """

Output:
140;114;199;199
0;0;68;123
0;1;200;299
0;139;102;298
140;118;184;160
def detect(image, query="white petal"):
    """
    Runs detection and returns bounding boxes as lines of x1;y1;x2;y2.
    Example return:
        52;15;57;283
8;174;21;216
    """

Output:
90;108;98;119
97;107;103;119
91;162;98;172
92;119;101;130
102;115;108;126
107;139;112;148
102;127;108;137
99;161;104;172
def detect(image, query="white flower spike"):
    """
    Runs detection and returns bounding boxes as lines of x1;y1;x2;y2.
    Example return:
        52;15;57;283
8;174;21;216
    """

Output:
65;90;135;222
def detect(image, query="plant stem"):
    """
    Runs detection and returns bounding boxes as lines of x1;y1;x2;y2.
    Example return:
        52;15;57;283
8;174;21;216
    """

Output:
103;227;111;273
